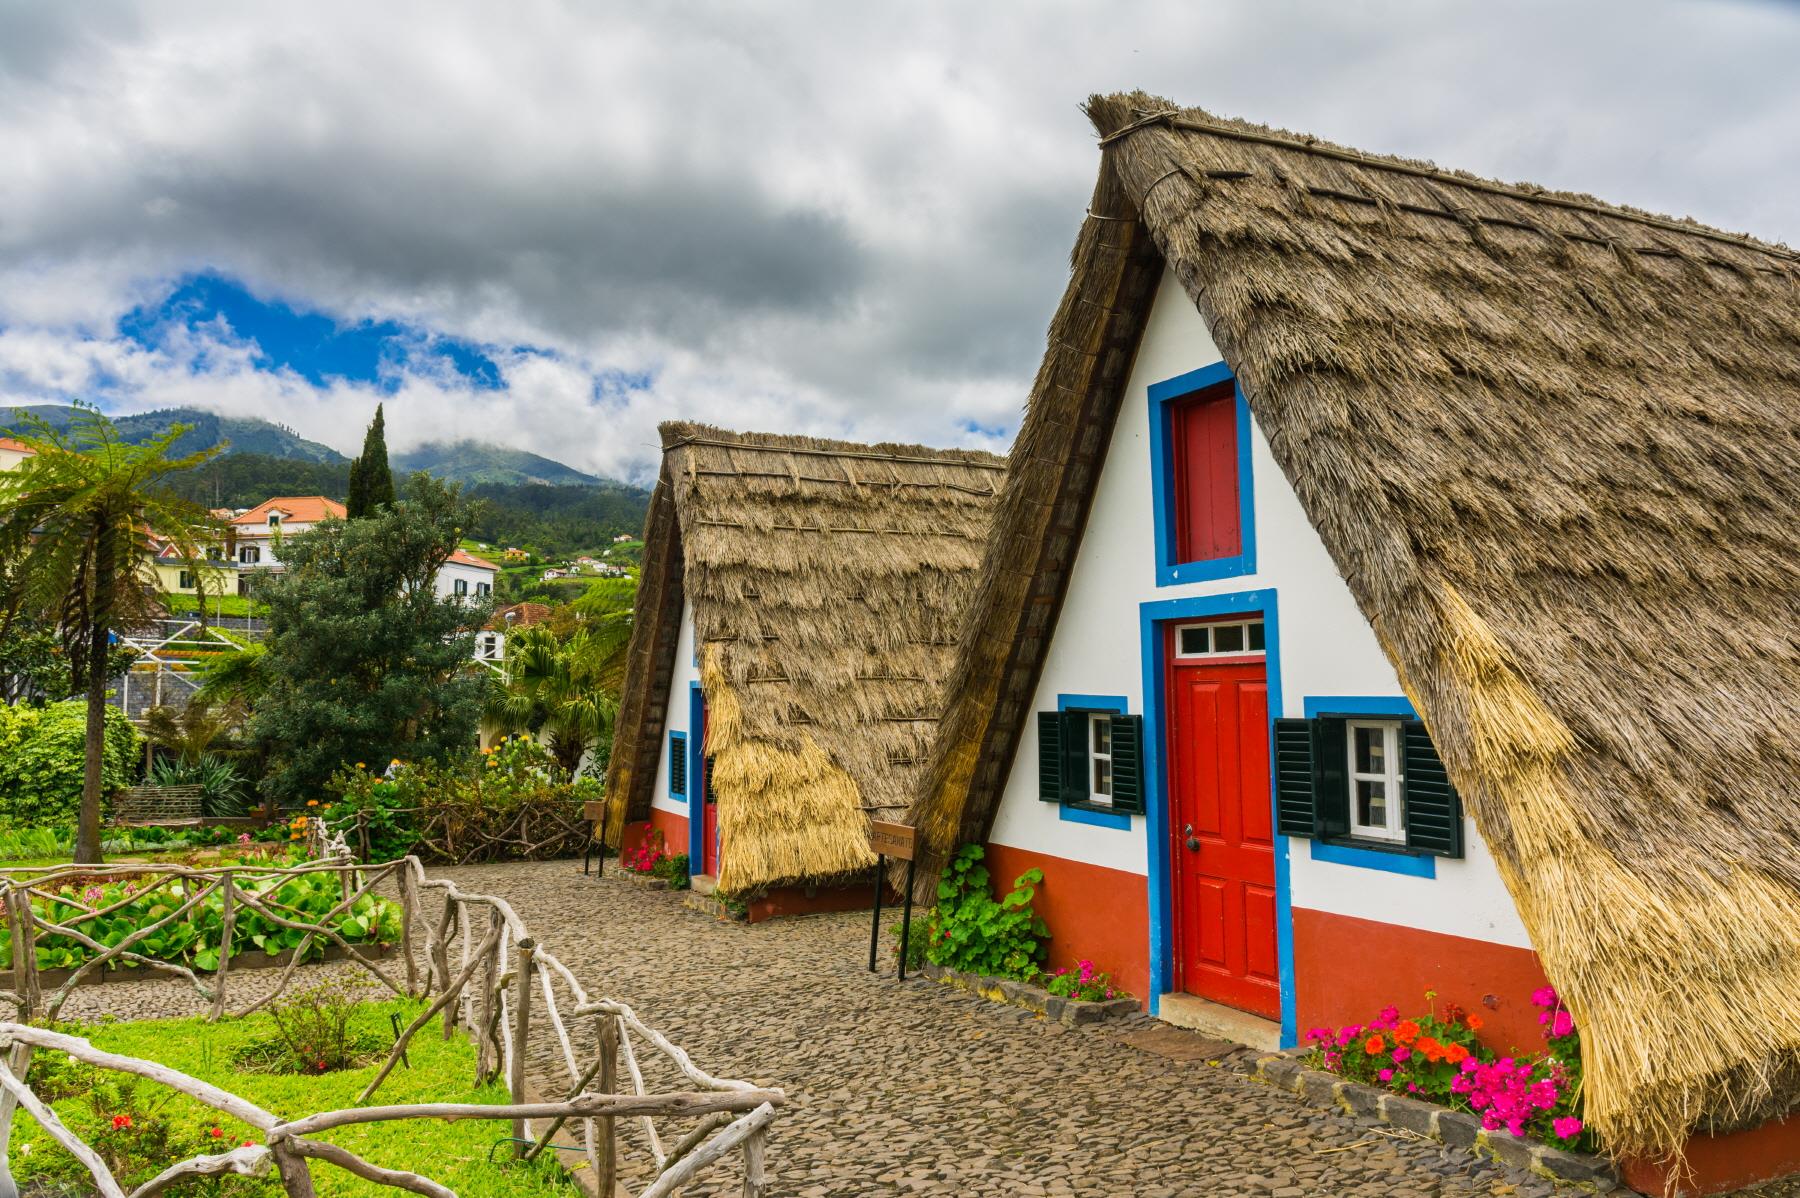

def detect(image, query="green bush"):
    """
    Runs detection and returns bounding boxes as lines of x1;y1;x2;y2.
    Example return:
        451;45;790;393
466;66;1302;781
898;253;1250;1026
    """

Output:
923;844;1047;979
0;700;140;827
148;753;252;817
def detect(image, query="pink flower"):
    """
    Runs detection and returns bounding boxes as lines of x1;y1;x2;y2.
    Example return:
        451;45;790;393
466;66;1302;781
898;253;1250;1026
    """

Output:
1550;1010;1574;1038
1305;1027;1333;1043
1405;1083;1420;1094
1390;1046;1411;1063
1377;1068;1394;1081
1460;1057;1480;1073
1530;986;1559;1008
1553;1117;1583;1140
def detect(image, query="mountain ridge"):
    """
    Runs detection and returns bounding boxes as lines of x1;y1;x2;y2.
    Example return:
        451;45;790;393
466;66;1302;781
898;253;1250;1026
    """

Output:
392;440;601;486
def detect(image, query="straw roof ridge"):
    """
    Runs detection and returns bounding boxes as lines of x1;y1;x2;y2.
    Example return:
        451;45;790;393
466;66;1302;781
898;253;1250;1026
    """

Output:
909;93;1800;1159
603;419;1005;897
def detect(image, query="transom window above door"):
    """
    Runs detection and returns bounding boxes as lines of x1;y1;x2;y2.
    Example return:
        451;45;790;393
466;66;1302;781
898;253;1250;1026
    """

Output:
1175;618;1265;658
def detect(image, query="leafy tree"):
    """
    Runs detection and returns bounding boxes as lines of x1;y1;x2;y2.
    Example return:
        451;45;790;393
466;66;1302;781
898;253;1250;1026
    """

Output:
483;624;627;779
142;694;244;766
252;474;492;805
345;404;395;518
0;612;134;707
0;407;222;861
0;700;141;828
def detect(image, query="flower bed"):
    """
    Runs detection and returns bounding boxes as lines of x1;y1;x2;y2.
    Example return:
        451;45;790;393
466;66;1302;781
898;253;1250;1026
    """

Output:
919;961;1138;1025
617;830;690;890
1303;987;1591;1153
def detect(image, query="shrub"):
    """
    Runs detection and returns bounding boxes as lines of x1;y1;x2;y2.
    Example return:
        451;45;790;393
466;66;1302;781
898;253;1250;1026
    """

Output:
1304;987;1590;1151
259;981;377;1073
1043;959;1126;1003
147;753;252;817
0;700;140;827
651;852;690;890
923;844;1047;979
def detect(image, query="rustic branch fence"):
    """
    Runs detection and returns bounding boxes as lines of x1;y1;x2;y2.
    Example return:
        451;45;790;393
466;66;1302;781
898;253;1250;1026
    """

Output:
334;800;593;866
0;855;782;1197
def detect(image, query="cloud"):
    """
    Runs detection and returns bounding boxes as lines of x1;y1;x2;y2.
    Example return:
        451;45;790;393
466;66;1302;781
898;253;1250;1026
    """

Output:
0;1;1796;482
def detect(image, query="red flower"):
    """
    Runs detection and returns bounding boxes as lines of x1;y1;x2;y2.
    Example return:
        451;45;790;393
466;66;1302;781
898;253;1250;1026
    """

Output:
111;1114;132;1130
209;1127;224;1138
1362;1034;1386;1055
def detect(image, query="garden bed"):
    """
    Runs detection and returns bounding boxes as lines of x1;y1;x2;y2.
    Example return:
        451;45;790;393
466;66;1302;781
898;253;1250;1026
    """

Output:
918;962;1138;1026
3;1000;580;1197
34;940;396;988
1251;1049;1618;1189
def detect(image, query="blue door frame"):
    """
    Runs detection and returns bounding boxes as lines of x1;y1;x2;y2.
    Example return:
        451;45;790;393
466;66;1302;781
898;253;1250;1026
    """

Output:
1138;586;1296;1047
686;683;706;873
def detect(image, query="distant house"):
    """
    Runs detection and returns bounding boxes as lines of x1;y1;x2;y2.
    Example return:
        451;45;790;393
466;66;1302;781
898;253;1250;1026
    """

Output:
541;568;566;581
147;533;232;601
600;423;1004;920
502;547;529;563
475;601;553;666
438;548;498;603
228;497;347;591
0;436;35;473
611;533;633;544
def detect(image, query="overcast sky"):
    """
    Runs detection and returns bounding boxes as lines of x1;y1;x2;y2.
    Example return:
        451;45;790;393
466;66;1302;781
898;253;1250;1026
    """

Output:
2;1;1796;483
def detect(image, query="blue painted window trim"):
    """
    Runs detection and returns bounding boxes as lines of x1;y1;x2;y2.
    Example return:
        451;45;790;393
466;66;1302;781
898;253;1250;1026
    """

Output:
686;683;706;871
1138;588;1294;1046
1300;695;1437;878
1054;694;1131;830
1147;362;1257;587
667;732;688;801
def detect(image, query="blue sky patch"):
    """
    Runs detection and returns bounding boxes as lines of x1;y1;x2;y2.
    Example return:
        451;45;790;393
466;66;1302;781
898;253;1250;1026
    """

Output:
118;273;505;391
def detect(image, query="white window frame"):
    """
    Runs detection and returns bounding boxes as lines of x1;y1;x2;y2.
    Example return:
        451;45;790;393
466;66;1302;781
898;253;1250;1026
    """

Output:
239;545;260;565
476;581;491;597
1346;719;1405;842
1173;618;1265;659
454;578;469;596
1086;713;1114;807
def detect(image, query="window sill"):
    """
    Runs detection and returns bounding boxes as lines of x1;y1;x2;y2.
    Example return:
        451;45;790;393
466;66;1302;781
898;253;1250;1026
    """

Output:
1058;802;1132;831
1156;551;1256;588
1309;838;1436;878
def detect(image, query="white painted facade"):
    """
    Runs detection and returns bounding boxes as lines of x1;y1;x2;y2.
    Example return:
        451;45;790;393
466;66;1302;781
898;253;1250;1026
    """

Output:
435;557;497;603
986;266;1530;949
649;599;702;821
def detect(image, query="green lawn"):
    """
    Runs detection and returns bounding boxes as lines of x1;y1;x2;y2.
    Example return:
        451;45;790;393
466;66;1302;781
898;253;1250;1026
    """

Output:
8;1001;581;1196
164;592;269;619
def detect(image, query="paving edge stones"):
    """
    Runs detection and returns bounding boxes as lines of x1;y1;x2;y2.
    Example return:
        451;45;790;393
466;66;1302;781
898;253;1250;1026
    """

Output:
1252;1052;1620;1190
917;962;1138;1026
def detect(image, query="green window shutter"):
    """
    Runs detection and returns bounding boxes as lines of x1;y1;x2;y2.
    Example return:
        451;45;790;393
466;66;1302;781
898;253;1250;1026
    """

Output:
1273;718;1317;837
1058;710;1090;803
669;734;687;798
1036;712;1063;802
1312;716;1351;838
1109;714;1144;814
1402;720;1464;857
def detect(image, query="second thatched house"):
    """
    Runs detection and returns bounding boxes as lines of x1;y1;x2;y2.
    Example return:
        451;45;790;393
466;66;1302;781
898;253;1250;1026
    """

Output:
904;94;1800;1191
600;422;1003;919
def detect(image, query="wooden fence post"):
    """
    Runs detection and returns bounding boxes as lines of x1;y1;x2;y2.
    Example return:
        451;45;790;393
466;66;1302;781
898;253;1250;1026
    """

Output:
7;891;32;1023
209;873;236;1022
475;914;498;1083
272;1142;318;1197
743;1126;767;1197
509;938;536;1158
598;1012;618;1196
399;866;418;998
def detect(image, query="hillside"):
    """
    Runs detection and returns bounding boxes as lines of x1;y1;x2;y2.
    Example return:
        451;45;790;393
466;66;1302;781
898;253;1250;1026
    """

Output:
5;404;345;463
393;441;600;486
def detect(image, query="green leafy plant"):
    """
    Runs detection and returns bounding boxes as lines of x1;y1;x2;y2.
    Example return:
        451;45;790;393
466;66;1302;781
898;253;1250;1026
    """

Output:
257;980;378;1073
0;700;140;828
1043;960;1125;1002
148;753;252;817
923;844;1048;979
888;916;928;972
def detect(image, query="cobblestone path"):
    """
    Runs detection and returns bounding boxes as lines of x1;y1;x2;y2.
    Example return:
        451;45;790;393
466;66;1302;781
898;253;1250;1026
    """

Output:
69;861;1790;1197
431;861;1625;1198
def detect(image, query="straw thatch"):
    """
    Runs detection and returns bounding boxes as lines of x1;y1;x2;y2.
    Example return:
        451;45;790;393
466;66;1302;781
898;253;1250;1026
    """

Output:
602;422;1004;895
908;94;1800;1159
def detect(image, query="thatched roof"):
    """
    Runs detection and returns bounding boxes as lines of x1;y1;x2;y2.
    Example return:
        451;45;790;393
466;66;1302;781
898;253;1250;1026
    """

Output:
908;94;1800;1158
602;422;1004;895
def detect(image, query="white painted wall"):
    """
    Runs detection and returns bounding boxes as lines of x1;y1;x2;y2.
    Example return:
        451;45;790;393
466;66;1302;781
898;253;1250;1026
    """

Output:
987;266;1530;948
435;559;496;602
649;598;702;819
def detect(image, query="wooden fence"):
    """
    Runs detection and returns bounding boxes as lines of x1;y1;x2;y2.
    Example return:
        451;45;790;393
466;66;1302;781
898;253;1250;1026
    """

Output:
0;856;783;1197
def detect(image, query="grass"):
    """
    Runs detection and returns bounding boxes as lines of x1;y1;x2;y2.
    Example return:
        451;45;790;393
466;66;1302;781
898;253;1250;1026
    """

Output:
164;592;269;619
7;1001;582;1196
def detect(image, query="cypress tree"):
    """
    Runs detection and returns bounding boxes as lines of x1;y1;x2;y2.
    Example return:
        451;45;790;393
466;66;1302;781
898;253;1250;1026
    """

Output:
346;404;395;518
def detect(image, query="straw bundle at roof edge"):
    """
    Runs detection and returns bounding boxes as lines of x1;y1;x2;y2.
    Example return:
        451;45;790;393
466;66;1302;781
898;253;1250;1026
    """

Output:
908;93;1800;1158
603;422;1004;894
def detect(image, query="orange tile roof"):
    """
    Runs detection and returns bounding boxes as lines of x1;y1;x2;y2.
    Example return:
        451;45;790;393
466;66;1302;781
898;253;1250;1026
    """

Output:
448;548;498;570
486;602;552;630
0;436;36;455
230;496;347;526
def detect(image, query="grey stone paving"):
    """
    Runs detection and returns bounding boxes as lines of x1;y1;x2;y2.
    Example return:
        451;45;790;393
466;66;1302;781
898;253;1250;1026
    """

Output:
63;861;1766;1196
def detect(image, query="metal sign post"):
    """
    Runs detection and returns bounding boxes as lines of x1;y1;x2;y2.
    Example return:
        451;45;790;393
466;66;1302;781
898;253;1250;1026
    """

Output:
866;821;919;980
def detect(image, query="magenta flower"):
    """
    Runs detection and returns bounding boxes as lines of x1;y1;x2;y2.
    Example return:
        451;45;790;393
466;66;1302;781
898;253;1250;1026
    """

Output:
1553;1117;1583;1140
1550;1009;1574;1038
1377;1068;1394;1082
1390;1046;1411;1063
1530;985;1559;1008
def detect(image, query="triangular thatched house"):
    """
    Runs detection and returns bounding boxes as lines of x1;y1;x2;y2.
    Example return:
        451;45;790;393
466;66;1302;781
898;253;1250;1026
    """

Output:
904;94;1800;1187
601;422;1004;914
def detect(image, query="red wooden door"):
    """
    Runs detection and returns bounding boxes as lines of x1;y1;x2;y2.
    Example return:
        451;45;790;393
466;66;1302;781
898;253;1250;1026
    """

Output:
700;713;719;876
1167;642;1278;1018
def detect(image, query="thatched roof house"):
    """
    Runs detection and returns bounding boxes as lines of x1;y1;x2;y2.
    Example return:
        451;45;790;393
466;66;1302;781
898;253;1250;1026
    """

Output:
602;422;1004;896
907;94;1800;1162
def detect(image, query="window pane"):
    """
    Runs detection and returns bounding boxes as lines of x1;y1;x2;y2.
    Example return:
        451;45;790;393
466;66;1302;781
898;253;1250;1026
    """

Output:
1356;779;1386;827
1213;623;1245;653
1093;759;1113;797
1354;726;1386;774
1180;626;1209;655
1247;621;1265;651
1092;717;1111;755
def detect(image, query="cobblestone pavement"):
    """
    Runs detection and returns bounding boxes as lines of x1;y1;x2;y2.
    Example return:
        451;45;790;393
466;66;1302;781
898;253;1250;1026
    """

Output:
59;862;1779;1197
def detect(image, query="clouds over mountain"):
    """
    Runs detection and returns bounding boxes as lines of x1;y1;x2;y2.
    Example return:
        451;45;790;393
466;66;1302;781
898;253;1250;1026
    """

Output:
1;1;1796;482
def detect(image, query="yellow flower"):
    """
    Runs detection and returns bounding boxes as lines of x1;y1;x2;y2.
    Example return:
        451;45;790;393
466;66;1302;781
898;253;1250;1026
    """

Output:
355;762;366;769
390;758;401;766
289;833;300;840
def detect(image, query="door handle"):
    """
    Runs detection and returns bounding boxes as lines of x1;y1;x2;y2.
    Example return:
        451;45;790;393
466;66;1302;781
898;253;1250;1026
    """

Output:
1183;824;1200;852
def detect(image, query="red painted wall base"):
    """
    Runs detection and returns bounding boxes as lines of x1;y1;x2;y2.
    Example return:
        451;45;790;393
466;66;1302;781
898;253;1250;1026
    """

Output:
1621;1115;1800;1197
1292;907;1551;1053
984;842;1149;1005
745;883;876;923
